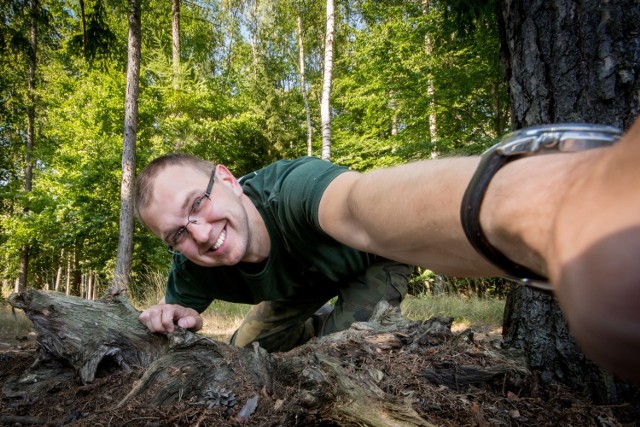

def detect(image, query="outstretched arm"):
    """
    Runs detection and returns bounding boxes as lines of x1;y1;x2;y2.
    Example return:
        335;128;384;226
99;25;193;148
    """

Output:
318;157;502;277
318;115;640;383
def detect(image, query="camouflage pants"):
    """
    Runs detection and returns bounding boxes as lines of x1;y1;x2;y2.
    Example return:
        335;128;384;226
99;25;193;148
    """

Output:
230;259;412;352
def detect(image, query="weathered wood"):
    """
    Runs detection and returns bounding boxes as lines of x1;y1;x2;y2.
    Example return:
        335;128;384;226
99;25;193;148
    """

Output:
7;289;167;385
4;290;538;426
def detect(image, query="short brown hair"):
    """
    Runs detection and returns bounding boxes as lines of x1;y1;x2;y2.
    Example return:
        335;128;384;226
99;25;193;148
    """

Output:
135;153;216;226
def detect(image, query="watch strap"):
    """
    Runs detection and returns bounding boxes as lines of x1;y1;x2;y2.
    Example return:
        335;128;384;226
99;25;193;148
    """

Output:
460;147;547;280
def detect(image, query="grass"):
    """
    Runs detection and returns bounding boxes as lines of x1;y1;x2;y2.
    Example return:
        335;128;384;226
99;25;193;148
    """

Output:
401;293;505;331
128;270;506;341
0;302;33;344
1;271;505;346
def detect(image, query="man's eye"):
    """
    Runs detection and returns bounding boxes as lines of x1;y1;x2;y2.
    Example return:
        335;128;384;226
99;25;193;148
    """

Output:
192;196;205;212
173;227;188;244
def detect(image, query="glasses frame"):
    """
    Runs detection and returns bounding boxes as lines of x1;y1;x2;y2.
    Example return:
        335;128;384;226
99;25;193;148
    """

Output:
167;167;216;255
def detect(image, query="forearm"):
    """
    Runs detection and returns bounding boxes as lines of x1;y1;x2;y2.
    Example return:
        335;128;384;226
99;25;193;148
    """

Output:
324;158;501;276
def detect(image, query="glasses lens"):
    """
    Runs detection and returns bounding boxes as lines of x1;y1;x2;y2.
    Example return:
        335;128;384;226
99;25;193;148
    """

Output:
188;195;211;224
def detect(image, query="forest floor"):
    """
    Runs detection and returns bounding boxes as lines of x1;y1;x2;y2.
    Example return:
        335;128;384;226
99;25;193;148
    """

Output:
0;305;639;426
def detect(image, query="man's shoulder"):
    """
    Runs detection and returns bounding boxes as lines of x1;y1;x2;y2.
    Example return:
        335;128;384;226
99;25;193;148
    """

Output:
239;156;330;184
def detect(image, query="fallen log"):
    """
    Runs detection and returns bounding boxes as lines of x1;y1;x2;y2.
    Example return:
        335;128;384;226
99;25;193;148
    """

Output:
3;289;535;426
3;289;169;401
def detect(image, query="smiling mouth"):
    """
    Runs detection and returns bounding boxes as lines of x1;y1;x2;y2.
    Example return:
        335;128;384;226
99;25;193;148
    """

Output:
211;227;226;252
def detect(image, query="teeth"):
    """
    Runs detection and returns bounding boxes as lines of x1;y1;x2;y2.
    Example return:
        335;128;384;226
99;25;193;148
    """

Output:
212;228;226;251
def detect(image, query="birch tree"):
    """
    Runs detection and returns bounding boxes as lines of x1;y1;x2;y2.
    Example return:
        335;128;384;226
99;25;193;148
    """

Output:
171;0;180;89
320;0;334;160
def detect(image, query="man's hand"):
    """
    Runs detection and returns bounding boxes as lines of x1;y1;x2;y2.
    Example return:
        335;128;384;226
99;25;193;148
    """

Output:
139;303;204;334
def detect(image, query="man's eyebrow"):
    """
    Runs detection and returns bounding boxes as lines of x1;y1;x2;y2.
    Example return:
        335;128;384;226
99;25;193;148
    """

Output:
180;189;200;211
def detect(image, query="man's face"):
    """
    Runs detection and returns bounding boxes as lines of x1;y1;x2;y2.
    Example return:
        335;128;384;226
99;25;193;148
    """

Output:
139;163;252;267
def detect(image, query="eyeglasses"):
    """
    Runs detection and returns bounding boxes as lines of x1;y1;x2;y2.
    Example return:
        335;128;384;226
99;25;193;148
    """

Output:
167;167;216;254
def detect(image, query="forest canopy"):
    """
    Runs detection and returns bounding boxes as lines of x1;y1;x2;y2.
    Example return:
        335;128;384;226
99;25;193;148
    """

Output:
0;0;508;297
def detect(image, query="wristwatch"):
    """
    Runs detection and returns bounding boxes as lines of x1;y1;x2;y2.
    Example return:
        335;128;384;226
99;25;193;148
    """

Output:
460;123;622;291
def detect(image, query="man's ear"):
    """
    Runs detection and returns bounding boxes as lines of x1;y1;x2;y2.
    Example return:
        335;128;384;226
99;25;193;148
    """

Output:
215;164;244;196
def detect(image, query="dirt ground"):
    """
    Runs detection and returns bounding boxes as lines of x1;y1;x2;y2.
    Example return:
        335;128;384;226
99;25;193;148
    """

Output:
1;310;639;426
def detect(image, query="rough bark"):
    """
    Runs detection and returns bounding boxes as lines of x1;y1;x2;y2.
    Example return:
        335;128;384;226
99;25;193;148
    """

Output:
4;290;167;396
5;289;519;426
496;0;640;402
113;0;141;290
17;0;39;293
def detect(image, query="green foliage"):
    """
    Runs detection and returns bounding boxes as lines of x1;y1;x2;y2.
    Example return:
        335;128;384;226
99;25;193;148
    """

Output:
409;269;509;299
0;0;510;297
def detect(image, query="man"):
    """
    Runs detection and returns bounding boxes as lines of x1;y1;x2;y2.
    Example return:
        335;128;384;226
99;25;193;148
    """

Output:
135;154;413;352
138;115;640;384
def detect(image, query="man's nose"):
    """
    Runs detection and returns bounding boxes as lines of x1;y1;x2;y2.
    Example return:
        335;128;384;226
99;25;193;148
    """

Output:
188;221;211;244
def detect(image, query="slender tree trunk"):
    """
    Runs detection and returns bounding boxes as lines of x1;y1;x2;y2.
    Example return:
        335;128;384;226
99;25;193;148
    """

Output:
93;274;99;300
320;0;334;160
79;0;87;56
54;249;64;292
65;256;71;296
113;0;141;292
18;0;39;293
86;272;93;300
250;0;259;81
296;15;313;157
497;0;640;403
421;0;437;146
71;247;81;296
171;0;180;89
389;93;398;136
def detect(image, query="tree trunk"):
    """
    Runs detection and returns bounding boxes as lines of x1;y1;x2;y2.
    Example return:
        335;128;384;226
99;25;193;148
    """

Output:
113;0;141;291
296;15;313;157
71;247;81;296
250;0;259;81
17;0;39;293
65;255;71;295
497;0;640;402
79;0;87;56
86;271;94;300
320;0;334;160
171;0;180;89
54;249;63;292
421;1;437;145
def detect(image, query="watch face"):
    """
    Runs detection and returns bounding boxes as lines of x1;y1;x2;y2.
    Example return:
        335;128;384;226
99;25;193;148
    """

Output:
505;276;554;293
496;123;622;157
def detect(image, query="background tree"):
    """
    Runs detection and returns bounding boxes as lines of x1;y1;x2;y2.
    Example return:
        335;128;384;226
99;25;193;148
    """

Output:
17;0;39;293
320;0;335;160
496;0;640;402
1;0;508;304
171;0;180;89
296;12;313;156
113;0;141;290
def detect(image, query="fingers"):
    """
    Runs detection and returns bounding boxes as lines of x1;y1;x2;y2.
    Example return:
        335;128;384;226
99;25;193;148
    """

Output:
177;315;203;331
138;304;203;334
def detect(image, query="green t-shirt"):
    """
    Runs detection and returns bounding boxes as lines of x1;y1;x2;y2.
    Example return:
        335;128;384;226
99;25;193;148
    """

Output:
165;156;377;313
